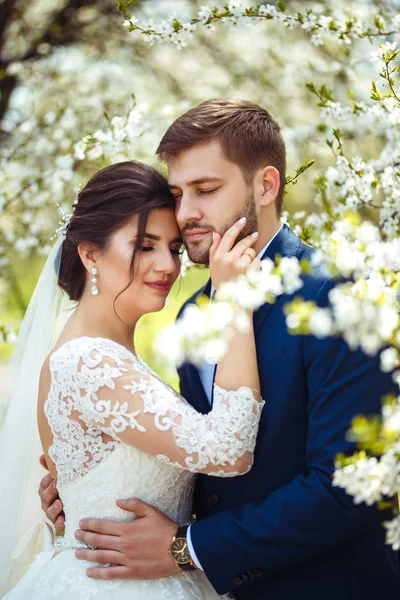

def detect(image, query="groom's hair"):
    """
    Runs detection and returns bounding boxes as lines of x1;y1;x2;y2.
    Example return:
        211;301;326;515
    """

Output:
156;98;287;213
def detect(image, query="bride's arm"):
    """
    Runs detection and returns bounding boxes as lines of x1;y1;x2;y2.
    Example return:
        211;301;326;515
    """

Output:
78;341;263;477
210;222;261;412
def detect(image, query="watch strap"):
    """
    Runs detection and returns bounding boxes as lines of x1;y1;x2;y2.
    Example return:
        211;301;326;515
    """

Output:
176;525;189;539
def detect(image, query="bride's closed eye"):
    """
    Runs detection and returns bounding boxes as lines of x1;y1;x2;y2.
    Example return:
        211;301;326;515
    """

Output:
141;246;183;256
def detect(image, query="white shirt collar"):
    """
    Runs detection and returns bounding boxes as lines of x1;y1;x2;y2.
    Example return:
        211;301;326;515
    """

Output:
210;224;283;297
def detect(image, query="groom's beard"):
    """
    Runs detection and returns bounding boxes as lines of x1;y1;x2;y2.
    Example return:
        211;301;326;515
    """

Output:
183;189;258;265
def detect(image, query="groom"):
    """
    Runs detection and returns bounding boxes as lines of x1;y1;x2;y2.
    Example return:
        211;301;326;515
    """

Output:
39;99;400;598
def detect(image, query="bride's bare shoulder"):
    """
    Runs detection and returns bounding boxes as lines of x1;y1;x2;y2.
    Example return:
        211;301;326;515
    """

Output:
38;356;52;408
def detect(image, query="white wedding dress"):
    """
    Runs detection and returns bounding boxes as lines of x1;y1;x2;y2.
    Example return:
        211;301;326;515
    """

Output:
3;336;263;600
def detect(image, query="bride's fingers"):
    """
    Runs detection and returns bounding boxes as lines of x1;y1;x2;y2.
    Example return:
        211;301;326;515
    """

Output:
241;247;257;261
233;255;255;273
45;498;64;527
233;252;261;273
229;234;258;259
248;257;261;272
215;217;247;254
209;231;222;260
55;514;65;532
38;472;53;495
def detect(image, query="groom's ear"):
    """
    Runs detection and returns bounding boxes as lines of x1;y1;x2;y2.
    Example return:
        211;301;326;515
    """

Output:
257;165;280;208
78;243;99;274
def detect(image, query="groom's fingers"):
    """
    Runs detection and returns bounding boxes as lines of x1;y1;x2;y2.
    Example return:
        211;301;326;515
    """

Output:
76;549;124;566
79;518;125;536
86;565;130;580
75;530;120;549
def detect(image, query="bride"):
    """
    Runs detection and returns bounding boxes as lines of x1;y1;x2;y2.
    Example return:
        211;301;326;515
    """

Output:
0;160;263;599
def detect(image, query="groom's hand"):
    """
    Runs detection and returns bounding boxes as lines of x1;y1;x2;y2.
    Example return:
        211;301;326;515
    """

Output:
75;498;181;580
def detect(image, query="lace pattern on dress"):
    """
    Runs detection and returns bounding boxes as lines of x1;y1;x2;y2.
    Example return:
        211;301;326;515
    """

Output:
46;337;264;485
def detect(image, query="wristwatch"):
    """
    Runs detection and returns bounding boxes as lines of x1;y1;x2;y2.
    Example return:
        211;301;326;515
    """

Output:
169;525;197;572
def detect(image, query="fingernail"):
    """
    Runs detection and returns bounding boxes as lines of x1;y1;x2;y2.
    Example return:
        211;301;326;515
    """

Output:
55;501;61;509
76;549;82;558
252;232;259;239
52;480;57;489
212;231;215;242
239;217;247;224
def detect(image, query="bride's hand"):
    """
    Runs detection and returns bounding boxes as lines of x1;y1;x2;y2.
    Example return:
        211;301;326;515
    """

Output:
209;217;260;291
38;457;65;532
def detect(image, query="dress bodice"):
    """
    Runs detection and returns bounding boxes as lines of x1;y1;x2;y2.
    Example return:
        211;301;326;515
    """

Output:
57;444;195;549
44;336;263;550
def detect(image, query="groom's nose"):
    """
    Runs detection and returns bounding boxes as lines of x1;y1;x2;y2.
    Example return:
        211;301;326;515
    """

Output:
176;194;202;228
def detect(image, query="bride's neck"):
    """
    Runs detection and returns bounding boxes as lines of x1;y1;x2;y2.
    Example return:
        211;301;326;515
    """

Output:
61;295;137;353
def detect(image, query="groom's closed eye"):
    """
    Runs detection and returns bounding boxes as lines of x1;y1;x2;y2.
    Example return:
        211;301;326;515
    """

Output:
197;188;220;196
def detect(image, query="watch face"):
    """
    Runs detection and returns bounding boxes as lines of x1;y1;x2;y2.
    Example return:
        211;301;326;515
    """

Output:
171;538;190;564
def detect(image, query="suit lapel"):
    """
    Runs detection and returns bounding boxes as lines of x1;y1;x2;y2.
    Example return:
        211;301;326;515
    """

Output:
253;225;301;336
179;279;213;414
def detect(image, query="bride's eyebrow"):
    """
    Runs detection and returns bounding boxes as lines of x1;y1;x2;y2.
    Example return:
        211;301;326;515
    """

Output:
134;233;183;243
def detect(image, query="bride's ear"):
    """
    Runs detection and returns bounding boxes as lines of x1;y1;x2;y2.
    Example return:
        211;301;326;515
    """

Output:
77;243;99;274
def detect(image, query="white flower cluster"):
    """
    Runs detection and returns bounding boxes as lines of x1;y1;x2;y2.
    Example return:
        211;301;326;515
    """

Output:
156;255;304;367
287;217;400;356
333;452;400;506
157;301;247;367
370;41;398;61
74;107;144;162
328;281;399;356
332;394;400;549
218;257;303;310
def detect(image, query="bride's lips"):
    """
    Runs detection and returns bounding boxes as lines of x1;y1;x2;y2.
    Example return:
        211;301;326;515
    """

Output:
145;280;171;293
185;230;211;242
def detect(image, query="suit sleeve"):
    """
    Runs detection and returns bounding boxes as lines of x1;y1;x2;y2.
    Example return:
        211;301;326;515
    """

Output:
189;278;396;594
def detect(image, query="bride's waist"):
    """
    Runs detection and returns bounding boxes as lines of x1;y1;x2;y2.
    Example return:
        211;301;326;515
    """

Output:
54;532;97;551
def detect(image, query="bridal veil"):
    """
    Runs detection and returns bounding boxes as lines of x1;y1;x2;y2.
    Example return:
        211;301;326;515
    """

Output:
0;236;69;596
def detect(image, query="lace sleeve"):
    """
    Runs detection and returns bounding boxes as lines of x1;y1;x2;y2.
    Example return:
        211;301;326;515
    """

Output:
77;342;264;477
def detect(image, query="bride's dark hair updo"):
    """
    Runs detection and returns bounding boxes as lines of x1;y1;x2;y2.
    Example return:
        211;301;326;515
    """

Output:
58;161;175;302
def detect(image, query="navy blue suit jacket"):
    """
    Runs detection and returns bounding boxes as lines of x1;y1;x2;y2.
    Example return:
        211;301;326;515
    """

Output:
177;225;400;599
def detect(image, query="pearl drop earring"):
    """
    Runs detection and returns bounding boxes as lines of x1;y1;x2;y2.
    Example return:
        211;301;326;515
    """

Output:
90;267;99;296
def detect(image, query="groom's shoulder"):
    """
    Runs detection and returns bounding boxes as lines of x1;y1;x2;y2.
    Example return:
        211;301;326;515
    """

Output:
176;287;205;321
294;239;335;306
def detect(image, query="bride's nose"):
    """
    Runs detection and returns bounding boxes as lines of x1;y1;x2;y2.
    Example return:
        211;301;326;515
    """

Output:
153;249;177;274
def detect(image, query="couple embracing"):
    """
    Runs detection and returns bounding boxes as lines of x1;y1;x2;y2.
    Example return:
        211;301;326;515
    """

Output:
1;99;399;600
